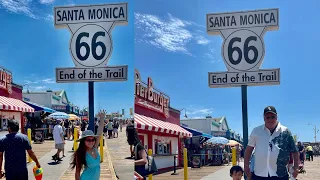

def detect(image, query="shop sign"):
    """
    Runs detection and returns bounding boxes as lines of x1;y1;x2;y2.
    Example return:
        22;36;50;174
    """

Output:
0;67;12;94
134;69;170;118
212;131;227;137
52;105;66;111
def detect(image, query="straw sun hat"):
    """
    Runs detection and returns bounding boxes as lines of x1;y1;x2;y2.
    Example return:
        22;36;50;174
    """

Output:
76;130;100;142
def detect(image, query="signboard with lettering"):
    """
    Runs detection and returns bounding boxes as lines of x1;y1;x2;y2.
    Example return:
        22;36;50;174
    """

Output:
54;3;128;82
0;67;12;94
212;131;227;137
206;9;280;87
134;69;170;118
52;105;67;111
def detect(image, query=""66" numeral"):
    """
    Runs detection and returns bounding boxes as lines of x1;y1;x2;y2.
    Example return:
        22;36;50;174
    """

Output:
76;31;107;61
228;36;258;65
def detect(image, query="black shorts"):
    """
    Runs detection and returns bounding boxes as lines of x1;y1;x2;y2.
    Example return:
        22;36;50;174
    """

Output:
128;138;134;145
108;130;113;136
5;170;28;180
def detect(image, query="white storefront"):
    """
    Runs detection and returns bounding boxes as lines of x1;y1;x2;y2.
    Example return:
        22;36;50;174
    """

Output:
181;116;243;142
23;90;69;108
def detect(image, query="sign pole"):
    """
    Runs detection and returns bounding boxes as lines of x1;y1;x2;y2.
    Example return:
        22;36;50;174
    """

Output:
241;85;248;149
88;81;95;133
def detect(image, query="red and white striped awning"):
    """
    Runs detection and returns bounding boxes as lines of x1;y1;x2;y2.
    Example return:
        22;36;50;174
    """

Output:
0;96;34;112
134;113;192;137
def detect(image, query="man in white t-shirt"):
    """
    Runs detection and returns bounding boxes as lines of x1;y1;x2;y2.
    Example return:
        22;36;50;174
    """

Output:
52;119;65;161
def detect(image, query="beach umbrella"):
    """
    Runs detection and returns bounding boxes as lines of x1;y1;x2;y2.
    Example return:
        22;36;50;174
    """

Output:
227;140;240;146
48;112;69;119
207;137;229;145
68;114;79;121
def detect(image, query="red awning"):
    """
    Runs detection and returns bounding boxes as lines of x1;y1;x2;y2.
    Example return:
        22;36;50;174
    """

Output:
134;113;192;137
0;96;34;112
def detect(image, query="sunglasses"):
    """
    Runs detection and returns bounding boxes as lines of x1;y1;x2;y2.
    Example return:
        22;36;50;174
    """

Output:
265;116;275;120
85;138;96;142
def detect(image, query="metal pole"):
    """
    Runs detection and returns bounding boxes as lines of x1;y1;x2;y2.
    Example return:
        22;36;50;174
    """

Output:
241;85;249;180
171;155;179;175
241;85;248;150
88;81;95;133
314;125;317;143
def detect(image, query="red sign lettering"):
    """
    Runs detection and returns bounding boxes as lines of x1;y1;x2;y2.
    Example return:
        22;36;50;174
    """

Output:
134;69;170;117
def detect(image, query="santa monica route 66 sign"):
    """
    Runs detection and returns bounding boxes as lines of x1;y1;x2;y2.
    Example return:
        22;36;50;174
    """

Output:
206;8;281;88
54;3;129;83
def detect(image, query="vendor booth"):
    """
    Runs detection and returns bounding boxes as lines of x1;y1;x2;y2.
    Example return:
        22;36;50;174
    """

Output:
181;125;212;167
134;69;192;171
0;67;34;133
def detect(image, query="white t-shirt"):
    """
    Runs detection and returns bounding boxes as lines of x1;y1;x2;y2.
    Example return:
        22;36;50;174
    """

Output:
53;125;64;144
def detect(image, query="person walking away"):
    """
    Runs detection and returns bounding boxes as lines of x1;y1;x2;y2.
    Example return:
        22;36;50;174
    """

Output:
81;120;87;132
244;106;299;180
297;142;305;163
107;120;113;139
52;119;65;161
306;144;313;161
65;119;70;140
134;134;148;180
113;121;119;138
120;120;123;132
0;119;41;179
126;120;135;158
94;118;99;134
70;110;106;180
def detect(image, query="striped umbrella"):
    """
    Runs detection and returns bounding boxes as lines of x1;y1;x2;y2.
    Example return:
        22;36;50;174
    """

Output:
48;112;70;119
207;137;229;145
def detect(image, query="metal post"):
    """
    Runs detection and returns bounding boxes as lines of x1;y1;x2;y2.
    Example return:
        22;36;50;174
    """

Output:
183;148;188;180
241;85;248;180
241;85;248;150
315;125;317;143
88;81;95;132
171;155;179;175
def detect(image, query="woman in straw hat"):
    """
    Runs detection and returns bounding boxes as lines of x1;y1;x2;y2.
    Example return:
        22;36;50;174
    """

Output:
70;110;106;180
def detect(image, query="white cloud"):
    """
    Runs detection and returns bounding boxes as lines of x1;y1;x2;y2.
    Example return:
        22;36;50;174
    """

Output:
0;0;36;19
39;0;54;4
135;13;211;56
42;78;55;84
203;46;222;63
196;35;210;45
30;85;47;90
186;108;214;115
0;0;58;20
44;14;53;21
24;77;55;85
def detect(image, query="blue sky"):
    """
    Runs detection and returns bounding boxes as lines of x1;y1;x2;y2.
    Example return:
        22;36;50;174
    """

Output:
0;0;134;117
135;0;320;142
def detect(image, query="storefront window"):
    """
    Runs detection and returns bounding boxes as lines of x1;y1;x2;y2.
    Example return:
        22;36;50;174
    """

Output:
155;139;171;155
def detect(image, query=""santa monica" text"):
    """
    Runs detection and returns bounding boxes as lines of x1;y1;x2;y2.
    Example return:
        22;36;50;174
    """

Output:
55;3;127;25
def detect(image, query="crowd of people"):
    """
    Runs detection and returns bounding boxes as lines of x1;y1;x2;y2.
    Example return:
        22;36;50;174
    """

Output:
0;110;132;180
